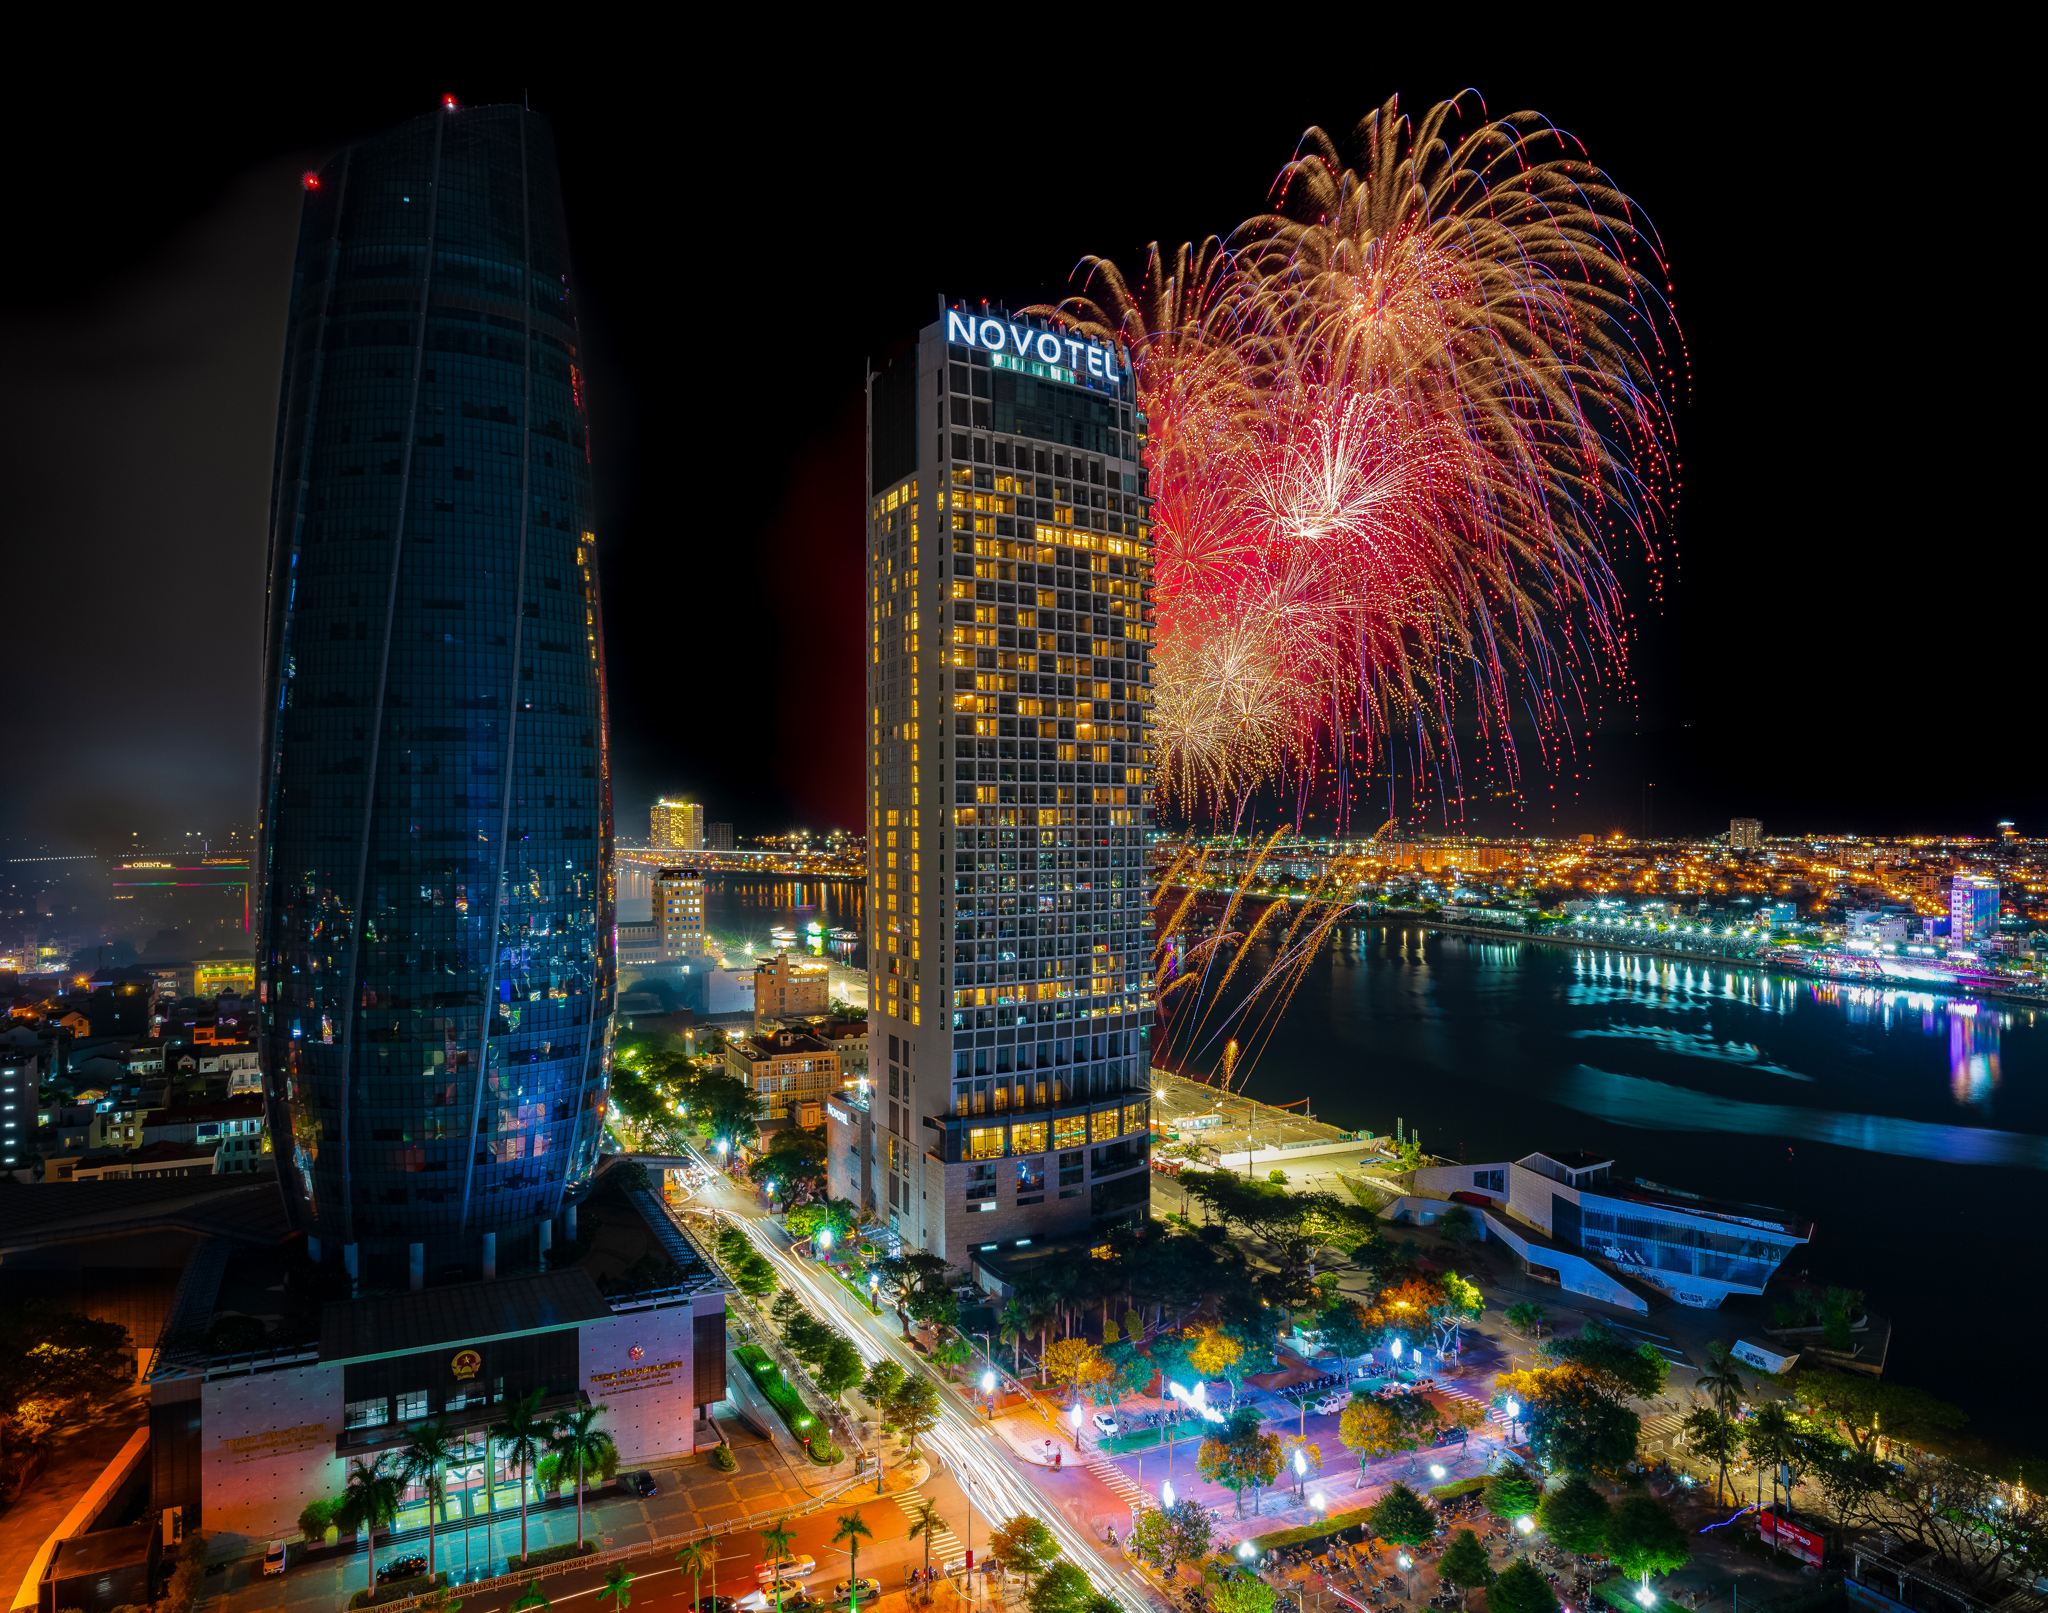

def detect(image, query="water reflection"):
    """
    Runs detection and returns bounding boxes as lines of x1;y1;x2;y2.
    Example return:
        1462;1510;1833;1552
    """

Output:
617;866;867;970
1950;1005;2001;1108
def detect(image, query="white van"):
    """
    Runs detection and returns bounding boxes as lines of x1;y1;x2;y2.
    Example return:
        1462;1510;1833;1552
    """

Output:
756;1557;818;1585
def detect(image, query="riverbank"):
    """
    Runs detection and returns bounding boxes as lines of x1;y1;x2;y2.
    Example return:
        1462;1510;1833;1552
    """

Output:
1409;919;2046;1008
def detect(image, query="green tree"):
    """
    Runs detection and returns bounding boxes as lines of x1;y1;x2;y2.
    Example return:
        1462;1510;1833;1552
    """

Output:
886;1374;941;1451
1745;1400;1799;1511
1212;1580;1276;1613
1541;1321;1668;1401
1681;1405;1740;1507
818;1336;866;1401
510;1583;553;1613
394;1419;458;1583
1438;1530;1496;1601
1438;1206;1478;1251
1488;1559;1560;1613
336;1455;401;1592
1128;1498;1216;1579
1607;1497;1689;1591
1197;1408;1282;1517
674;1543;712;1613
1027;1562;1093;1613
1538;1476;1610;1556
1790;1367;1967;1456
0;1302;130;1445
1340;1395;1409;1483
1369;1482;1437;1548
1695;1344;1746;1419
489;1391;551;1565
861;1358;906;1413
599;1565;635;1613
297;1498;339;1545
1527;1378;1639;1475
1316;1299;1375;1361
907;1500;947;1580
1503;1302;1548;1339
735;1250;779;1300
547;1403;616;1548
1483;1467;1541;1521
833;1511;873;1603
761;1522;797;1613
990;1514;1060;1582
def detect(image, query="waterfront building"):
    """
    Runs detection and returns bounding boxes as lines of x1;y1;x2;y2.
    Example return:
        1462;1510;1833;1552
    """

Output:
652;797;704;850
253;101;614;1292
1949;873;2000;942
850;303;1156;1264
708;822;735;851
655;866;706;954
1412;1149;1811;1310
1729;818;1763;851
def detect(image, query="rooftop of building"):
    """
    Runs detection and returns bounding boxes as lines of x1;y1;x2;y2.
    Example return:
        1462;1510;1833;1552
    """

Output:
321;1268;614;1363
731;1029;831;1056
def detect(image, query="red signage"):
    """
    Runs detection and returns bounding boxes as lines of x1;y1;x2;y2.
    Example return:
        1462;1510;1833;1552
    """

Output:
1757;1510;1823;1566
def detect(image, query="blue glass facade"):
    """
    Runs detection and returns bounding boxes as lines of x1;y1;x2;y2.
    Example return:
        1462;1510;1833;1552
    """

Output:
256;103;614;1287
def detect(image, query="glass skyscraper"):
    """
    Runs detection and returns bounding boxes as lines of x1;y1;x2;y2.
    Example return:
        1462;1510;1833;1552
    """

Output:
255;101;614;1291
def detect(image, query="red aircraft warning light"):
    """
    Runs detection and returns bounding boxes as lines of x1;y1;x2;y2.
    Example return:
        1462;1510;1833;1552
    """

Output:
443;95;457;109
303;173;320;190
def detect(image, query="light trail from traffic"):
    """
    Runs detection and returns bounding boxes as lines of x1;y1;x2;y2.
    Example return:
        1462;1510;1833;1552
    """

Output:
680;1154;1158;1613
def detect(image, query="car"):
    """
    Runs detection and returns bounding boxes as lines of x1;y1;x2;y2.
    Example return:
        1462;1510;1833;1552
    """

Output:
262;1541;288;1577
628;1469;658;1496
690;1598;736;1613
755;1556;818;1584
834;1580;882;1604
376;1555;427;1585
1092;1411;1120;1437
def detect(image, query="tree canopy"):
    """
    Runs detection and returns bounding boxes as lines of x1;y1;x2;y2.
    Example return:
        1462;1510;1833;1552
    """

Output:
1537;1476;1610;1556
1487;1559;1560;1613
1369;1482;1437;1547
1606;1498;1689;1587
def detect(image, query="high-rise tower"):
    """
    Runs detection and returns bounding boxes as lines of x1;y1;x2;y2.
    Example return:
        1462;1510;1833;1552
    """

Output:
837;304;1156;1263
255;102;615;1290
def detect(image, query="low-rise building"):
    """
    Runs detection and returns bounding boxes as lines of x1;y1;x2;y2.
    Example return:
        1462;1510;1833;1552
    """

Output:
724;1028;840;1125
1412;1149;1811;1310
752;951;830;1027
143;1095;271;1174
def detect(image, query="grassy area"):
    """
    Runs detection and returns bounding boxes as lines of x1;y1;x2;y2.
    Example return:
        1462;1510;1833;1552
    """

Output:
735;1343;835;1460
1429;1477;1485;1501
1248;1517;1362;1553
1100;1427;1164;1455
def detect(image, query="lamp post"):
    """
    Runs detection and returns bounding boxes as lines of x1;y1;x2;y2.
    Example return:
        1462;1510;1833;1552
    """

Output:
1503;1397;1521;1445
981;1371;996;1421
1398;1552;1415;1602
1070;1402;1085;1452
867;1272;880;1314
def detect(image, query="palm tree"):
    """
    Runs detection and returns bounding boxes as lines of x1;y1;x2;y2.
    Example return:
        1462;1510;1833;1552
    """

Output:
1747;1401;1798;1513
833;1511;873;1608
998;1300;1031;1373
1697;1344;1746;1418
906;1500;947;1582
761;1522;797;1613
395;1419;458;1585
599;1566;634;1613
675;1541;714;1613
510;1583;553;1613
547;1403;616;1548
489;1391;551;1566
338;1455;402;1593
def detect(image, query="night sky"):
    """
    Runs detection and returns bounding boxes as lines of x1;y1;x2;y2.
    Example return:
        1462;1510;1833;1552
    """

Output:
0;47;2013;851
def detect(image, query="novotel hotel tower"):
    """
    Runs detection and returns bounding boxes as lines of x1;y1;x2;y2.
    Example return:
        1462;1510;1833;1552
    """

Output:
840;303;1156;1264
254;101;615;1292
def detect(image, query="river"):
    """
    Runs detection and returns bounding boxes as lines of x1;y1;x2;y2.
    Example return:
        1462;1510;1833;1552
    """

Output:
1169;924;2045;1447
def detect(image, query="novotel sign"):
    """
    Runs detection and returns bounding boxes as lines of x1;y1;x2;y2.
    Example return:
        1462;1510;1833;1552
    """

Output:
945;309;1128;383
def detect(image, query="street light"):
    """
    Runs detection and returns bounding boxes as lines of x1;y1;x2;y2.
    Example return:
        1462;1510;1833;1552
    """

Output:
1069;1402;1085;1451
1429;1463;1445;1481
1161;1481;1175;1509
1516;1516;1535;1536
981;1370;996;1420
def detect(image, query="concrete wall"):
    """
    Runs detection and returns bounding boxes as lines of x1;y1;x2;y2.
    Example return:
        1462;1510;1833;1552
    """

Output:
198;1360;346;1553
1478;1212;1646;1314
581;1300;697;1465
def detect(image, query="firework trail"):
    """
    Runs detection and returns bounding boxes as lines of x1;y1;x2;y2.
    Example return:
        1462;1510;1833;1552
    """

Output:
1046;92;1680;817
1068;94;1680;1088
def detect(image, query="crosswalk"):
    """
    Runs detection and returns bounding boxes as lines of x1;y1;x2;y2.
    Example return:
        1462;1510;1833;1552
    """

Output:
1436;1382;1512;1431
887;1488;963;1567
1085;1455;1152;1514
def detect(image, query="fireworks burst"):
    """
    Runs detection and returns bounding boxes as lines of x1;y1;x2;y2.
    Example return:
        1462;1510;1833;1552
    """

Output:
1047;92;1681;820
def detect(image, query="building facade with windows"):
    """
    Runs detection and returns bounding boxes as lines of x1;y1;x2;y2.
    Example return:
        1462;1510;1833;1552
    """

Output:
1414;1150;1811;1309
849;304;1156;1267
651;798;703;851
723;1029;840;1126
654;867;705;954
253;101;615;1293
